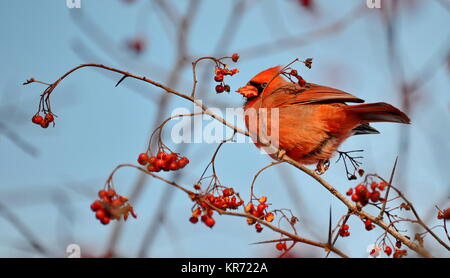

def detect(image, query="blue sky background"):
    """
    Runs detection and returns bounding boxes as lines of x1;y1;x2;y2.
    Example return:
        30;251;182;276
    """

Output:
0;0;449;257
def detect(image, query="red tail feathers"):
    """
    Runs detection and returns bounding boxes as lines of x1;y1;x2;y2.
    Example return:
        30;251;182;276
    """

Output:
346;102;411;124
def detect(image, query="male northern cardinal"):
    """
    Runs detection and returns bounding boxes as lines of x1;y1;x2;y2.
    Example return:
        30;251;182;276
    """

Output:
236;66;410;174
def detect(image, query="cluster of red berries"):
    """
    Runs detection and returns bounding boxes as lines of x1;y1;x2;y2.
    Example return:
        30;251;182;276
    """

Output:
378;244;408;258
189;187;244;228
339;224;350;237
137;151;189;172
384;241;407;257
90;189;137;225
31;113;54;128
214;53;239;93
275;242;288;252
244;196;275;233
288;69;307;87
384;240;408;258
346;181;387;207
437;208;450;220
204;188;244;210
190;206;216;228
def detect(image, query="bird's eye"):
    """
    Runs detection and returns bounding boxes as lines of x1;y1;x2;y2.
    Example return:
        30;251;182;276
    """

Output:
248;81;266;94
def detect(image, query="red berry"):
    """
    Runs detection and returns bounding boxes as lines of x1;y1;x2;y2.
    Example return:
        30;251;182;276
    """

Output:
351;194;359;202
396;241;402;249
355;184;367;196
45;113;54;123
201;215;208;223
245;203;254;213
148;156;157;164
365;219;374;231
443;208;450;220
107;189;116;197
252;210;261;218
95;209;106;220
370;191;381;202
32;115;44;125
98;190;108;198
276;242;284;251
40;120;49;128
204;217;215;228
370;181;378;191
214;74;224;82
358;169;365;176
257;203;267;213
178;157;189;168
255;223;263;233
215;84;224;93
169;162;178;171
189;216;198;224
385;246;392;256
346;188;353;196
156;151;166;160
378;181;387;191
90;200;102;211
167;153;178;162
147;164;160;172
128;37;146;54
300;0;312;7
137;153;149;165
264;212;274;222
100;216;110;225
156;159;166;168
342;224;349;230
231;53;239;62
290;69;298;76
223;188;234;197
224;85;231;92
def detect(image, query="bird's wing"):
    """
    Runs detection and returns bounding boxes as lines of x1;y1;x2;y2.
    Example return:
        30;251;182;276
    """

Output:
267;83;365;107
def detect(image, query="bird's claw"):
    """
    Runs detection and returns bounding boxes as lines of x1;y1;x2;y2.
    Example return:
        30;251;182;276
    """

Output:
315;159;330;175
277;149;286;160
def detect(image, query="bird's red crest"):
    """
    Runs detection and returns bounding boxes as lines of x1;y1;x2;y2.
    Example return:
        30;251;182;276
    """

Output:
250;66;283;84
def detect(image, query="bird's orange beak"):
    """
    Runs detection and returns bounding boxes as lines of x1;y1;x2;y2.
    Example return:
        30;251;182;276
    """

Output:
236;84;259;98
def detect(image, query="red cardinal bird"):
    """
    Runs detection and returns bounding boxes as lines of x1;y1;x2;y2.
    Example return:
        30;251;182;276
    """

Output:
236;66;410;174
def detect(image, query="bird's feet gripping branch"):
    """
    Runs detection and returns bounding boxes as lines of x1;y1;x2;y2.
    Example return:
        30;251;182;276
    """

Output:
315;159;330;175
